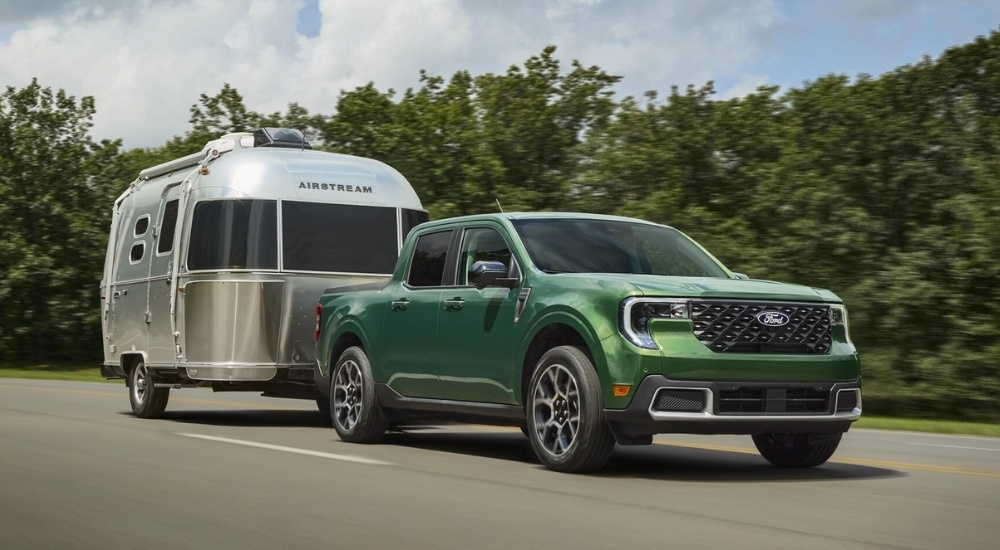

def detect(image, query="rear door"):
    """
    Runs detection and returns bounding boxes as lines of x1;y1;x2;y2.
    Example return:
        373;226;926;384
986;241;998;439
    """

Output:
377;229;454;399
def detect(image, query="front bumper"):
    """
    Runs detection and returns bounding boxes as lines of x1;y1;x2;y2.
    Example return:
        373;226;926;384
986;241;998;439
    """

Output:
604;375;861;437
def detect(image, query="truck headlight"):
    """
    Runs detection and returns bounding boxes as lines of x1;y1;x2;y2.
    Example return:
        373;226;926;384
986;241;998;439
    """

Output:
620;297;691;350
829;304;852;343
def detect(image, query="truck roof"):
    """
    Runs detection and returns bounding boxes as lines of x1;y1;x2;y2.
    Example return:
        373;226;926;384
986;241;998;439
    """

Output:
415;211;675;230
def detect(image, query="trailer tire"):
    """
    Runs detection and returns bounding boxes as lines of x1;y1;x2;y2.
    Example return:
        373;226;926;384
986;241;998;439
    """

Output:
129;360;169;419
330;347;387;443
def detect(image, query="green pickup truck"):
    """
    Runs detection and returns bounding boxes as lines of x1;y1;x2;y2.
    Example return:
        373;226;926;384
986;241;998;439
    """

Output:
314;212;861;473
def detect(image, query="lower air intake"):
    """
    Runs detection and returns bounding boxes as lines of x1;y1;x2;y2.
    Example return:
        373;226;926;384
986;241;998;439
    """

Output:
654;389;706;412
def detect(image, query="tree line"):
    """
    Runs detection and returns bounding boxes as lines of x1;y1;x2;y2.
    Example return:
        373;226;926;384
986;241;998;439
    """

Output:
2;34;998;420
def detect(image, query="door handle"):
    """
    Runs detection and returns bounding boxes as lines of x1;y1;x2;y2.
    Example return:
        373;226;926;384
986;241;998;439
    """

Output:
113;291;122;301
391;299;409;312
443;298;465;311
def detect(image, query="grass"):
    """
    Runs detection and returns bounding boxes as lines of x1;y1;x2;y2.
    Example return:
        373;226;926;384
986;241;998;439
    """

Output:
1;365;997;437
0;363;113;383
854;416;1000;438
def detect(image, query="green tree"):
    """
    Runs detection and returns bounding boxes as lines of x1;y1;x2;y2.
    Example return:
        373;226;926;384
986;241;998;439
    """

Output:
0;79;122;361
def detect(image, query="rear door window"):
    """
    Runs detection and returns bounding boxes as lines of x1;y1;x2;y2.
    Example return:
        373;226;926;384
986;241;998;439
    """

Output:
406;230;453;287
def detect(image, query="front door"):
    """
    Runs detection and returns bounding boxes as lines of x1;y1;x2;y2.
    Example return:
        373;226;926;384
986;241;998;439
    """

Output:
436;227;518;404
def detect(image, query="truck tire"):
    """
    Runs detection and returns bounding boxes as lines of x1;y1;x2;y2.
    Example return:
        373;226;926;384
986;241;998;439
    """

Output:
752;432;842;467
128;360;169;419
330;346;387;444
527;345;615;473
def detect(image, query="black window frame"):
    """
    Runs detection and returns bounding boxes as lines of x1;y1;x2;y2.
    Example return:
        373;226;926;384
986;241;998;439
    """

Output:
404;230;455;288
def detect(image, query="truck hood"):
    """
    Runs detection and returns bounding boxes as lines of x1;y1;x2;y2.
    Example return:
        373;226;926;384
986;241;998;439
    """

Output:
551;273;840;303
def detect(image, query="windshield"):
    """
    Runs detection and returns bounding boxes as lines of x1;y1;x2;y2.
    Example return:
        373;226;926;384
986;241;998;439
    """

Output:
511;218;729;277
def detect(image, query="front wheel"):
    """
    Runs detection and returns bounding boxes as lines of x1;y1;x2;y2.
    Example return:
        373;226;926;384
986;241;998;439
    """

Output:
752;432;843;467
527;346;615;473
330;347;387;444
128;360;169;419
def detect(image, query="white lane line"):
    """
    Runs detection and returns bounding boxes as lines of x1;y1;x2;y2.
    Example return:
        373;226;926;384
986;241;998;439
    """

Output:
908;442;1000;452
177;433;392;465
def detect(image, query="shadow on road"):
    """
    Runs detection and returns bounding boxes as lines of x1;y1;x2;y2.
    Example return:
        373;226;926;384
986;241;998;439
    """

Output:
120;409;329;428
385;429;903;482
122;408;903;482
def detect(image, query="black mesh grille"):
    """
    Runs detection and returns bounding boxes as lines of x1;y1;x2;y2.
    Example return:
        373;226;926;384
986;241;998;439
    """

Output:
691;301;832;354
837;390;859;412
719;387;830;414
654;390;706;412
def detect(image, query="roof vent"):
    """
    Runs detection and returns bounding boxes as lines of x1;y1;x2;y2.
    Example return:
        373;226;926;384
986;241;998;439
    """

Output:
253;128;312;150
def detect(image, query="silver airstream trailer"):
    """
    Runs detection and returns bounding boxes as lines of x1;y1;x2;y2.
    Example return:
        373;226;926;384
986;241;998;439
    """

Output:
100;128;427;418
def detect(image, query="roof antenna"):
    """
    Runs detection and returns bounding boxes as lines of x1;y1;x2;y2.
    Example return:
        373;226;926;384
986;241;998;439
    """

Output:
495;199;505;213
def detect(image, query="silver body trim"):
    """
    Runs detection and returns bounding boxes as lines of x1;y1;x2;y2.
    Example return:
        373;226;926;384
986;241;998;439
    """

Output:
101;132;424;381
646;386;862;421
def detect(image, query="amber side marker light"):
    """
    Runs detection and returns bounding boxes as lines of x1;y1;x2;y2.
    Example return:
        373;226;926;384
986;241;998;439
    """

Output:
612;384;631;397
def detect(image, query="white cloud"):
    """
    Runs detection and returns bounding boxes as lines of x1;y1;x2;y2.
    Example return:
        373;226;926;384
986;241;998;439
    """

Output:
0;0;866;150
1;1;303;147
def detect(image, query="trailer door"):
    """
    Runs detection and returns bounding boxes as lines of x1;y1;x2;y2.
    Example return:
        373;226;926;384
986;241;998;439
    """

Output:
147;188;181;365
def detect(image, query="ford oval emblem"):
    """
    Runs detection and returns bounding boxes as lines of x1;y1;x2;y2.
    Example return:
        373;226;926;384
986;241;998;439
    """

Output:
757;311;790;327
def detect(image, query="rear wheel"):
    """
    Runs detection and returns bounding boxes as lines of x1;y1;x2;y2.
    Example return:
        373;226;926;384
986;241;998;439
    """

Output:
527;346;615;473
128;360;169;419
752;432;842;467
330;347;387;444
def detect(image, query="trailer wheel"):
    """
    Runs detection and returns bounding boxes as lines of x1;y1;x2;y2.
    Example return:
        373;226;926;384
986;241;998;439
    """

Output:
129;360;169;419
330;347;387;443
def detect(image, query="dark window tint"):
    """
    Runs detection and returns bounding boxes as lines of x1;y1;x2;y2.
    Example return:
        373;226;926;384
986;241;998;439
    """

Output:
407;230;452;287
458;228;513;285
130;242;145;263
402;209;430;239
157;200;179;254
282;202;398;273
512;219;729;277
188;200;277;270
134;216;149;237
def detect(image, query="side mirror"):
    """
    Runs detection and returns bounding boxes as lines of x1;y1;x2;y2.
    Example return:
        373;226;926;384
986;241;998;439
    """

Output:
469;260;518;289
732;272;750;280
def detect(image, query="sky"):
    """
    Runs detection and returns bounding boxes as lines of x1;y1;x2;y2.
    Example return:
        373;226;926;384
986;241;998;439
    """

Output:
1;0;997;149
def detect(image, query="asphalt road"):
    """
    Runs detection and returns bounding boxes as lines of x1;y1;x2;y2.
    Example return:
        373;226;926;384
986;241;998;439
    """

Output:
2;379;998;549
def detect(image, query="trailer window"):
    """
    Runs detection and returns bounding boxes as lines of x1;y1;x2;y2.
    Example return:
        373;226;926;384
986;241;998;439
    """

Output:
402;209;430;239
188;200;277;270
157;200;179;255
129;241;145;264
281;202;399;274
134;215;150;237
